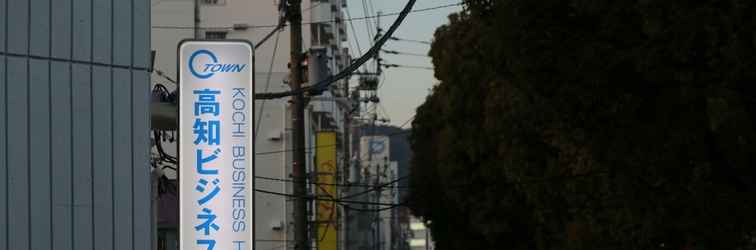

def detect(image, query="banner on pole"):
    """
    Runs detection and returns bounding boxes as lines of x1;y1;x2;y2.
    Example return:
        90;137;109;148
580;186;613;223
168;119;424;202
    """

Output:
316;132;338;250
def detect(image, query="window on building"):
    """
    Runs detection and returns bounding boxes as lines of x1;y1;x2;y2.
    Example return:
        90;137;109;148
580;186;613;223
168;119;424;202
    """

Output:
201;0;226;5
205;31;228;40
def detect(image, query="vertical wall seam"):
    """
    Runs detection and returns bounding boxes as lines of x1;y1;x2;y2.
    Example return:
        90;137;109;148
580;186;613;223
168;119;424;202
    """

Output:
4;0;8;246
147;2;153;247
26;0;32;247
130;0;135;248
109;0;115;248
69;0;74;248
89;0;95;248
48;0;54;247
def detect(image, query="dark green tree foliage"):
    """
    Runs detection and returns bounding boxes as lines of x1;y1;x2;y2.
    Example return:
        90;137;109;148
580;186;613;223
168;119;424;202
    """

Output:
409;0;756;249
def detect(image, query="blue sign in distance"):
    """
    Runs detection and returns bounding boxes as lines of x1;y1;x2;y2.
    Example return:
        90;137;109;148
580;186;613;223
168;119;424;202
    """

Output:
370;140;386;155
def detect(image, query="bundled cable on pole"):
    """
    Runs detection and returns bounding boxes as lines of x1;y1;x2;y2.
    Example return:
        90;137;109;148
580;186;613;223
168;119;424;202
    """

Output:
255;0;418;99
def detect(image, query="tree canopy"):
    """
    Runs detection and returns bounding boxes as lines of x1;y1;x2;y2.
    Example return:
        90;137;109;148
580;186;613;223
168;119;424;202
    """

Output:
409;1;756;249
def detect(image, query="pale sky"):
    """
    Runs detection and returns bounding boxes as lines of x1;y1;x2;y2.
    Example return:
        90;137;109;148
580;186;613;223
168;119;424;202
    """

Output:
346;0;463;127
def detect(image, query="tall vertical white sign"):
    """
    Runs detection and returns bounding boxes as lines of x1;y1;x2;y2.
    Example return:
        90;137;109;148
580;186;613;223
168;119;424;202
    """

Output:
179;40;255;250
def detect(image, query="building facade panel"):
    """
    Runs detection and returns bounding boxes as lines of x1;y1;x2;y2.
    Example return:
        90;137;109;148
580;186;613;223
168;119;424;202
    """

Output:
29;58;52;250
1;0;153;249
29;0;50;57
92;65;115;250
7;56;30;250
50;60;74;250
113;67;135;250
72;63;94;250
0;54;6;249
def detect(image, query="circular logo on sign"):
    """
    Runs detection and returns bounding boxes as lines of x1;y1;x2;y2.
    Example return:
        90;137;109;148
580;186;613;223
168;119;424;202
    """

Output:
189;49;218;79
370;140;386;154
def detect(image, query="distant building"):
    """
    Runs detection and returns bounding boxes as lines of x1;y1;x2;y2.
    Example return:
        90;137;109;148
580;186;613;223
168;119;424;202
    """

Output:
409;217;434;250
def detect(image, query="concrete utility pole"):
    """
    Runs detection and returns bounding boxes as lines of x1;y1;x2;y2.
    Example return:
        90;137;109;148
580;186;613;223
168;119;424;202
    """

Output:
288;0;309;250
342;66;351;250
373;14;383;250
194;0;201;38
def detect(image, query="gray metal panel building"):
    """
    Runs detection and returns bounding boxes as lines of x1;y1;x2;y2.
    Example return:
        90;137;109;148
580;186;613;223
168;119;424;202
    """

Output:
0;0;152;249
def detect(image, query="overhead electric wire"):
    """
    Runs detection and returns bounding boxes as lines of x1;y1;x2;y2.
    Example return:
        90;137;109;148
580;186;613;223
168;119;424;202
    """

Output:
345;7;364;56
151;2;462;31
255;23;285;50
381;49;429;57
255;175;410;189
254;28;283;140
253;0;287;50
255;0;419;99
341;176;407;200
255;130;410;157
397;115;415;129
361;0;377;70
344;203;405;212
151;24;280;30
255;188;403;207
389;36;432;45
302;2;323;12
382;63;433;70
361;0;376;45
152;68;177;84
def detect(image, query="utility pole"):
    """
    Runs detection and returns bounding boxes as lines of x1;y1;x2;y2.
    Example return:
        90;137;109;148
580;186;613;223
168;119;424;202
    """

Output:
373;14;383;250
342;74;351;250
288;0;309;250
194;0;200;38
375;11;383;76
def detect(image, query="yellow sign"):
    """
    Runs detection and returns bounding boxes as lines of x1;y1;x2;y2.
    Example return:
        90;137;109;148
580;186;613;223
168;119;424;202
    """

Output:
316;132;338;250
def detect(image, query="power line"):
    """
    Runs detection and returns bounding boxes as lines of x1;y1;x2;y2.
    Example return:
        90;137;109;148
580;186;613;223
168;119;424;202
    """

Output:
254;28;283;140
150;2;461;31
302;2;323;12
389;36;432;45
255;0;420;99
397;115;415;129
255;188;404;207
254;175;410;189
341;176;407;200
381;49;429;57
343;203;405;212
255;23;285;50
345;7;364;56
255;130;410;156
382;63;433;70
361;0;375;46
152;68;177;84
336;2;461;25
151;24;280;30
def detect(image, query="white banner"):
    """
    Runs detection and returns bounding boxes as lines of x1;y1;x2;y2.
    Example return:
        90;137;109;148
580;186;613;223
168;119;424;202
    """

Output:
179;40;255;250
